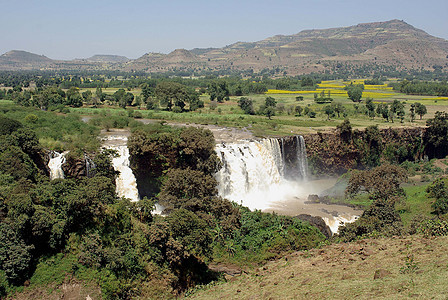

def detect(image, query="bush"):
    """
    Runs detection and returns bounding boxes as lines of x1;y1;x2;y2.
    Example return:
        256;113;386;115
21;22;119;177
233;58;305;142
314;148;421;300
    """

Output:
418;219;448;237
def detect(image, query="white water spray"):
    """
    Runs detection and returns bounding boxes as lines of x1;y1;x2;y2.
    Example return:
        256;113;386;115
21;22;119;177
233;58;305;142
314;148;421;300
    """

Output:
215;136;359;234
215;138;307;210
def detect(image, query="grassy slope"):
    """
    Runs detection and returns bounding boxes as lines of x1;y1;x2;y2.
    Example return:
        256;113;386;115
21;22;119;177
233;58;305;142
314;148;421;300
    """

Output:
188;235;448;299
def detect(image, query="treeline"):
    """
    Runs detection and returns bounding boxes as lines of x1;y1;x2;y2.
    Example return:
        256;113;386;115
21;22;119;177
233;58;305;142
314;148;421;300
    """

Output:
392;80;448;96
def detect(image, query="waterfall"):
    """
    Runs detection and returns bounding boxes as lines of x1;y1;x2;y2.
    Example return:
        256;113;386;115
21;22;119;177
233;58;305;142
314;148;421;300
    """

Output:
103;135;140;202
215;136;308;210
84;154;96;178
296;136;308;179
322;215;359;235
48;151;68;180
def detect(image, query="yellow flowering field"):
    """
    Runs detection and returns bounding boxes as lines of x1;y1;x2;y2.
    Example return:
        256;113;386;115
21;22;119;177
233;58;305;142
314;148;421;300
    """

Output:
364;85;392;90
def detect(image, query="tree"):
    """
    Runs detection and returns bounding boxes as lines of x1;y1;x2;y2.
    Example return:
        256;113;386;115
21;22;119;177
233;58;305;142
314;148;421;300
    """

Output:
415;102;427;120
260;96;277;119
410;103;416;122
265;106;275;120
365;98;375;119
82;90;92;103
295;105;303;116
0;224;34;283
346;164;407;201
237;97;255;115
337;119;352;143
333;103;344;118
208;80;229;103
390;100;405;123
155;82;189;111
346;84;364;102
426;178;448;215
323;105;334;120
424;111;448;158
301;76;314;87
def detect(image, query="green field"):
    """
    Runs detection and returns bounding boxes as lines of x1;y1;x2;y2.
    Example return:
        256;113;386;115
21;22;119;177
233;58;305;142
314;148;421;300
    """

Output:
72;79;448;137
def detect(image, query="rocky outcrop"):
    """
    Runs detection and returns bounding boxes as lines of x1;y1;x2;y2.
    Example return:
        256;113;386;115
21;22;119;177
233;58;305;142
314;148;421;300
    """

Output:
303;127;425;176
295;214;332;238
61;154;95;179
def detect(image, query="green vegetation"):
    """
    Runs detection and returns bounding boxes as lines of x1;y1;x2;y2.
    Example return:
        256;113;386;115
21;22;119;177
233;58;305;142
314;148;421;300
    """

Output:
1;72;448;298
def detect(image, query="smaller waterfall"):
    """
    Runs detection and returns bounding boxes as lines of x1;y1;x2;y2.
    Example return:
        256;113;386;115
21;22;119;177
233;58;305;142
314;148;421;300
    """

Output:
48;151;68;180
103;135;140;202
84;154;96;178
322;215;359;235
296;136;308;179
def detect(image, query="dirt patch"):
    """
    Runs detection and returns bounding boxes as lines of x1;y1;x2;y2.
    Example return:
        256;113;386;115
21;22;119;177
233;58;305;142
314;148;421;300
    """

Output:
10;278;102;300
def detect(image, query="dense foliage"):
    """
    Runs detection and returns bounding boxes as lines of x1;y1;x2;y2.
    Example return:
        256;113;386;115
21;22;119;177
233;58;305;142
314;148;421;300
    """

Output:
0;111;326;298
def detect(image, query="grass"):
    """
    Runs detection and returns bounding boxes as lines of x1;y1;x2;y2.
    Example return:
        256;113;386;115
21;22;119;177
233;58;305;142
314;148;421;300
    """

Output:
400;184;433;226
188;235;448;299
65;78;448;137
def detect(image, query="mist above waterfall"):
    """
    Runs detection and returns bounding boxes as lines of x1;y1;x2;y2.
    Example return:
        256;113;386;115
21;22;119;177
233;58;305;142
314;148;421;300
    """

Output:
215;136;360;233
215;137;309;210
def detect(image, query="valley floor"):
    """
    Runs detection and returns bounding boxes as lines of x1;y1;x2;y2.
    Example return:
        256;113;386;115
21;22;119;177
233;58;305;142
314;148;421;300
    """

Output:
188;235;448;299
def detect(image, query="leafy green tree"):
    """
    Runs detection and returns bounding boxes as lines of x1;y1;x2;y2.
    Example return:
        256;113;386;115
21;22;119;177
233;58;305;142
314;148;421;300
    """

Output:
365;98;375;119
410;103;416;122
300;76;314;87
82;90;92;103
337;119;352;143
333;103;344;118
323;105;334;120
155;82;189;111
237;97;255;115
0;224;34;283
346;84;364;102
415;102;427;120
95;86;103;100
426;178;448;215
392;100;405;123
424;111;448;158
208;80;230;103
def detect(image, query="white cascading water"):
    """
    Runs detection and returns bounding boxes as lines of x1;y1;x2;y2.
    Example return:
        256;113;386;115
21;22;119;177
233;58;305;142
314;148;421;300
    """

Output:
103;135;140;202
215;136;358;234
215;137;306;210
48;151;68;180
322;215;359;234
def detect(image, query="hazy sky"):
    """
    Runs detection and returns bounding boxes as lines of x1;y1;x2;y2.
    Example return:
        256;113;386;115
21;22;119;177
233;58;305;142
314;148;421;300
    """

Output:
1;0;447;60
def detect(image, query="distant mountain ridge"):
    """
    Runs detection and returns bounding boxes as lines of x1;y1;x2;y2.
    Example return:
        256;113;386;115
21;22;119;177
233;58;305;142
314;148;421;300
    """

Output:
1;20;447;74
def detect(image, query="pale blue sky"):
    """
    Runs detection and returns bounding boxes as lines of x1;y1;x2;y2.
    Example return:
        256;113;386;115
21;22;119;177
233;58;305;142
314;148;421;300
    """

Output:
1;0;447;60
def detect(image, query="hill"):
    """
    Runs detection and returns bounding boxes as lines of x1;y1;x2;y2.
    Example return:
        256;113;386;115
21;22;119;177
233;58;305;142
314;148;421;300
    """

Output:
0;50;53;70
124;19;448;75
85;54;129;63
1;20;448;74
190;235;448;299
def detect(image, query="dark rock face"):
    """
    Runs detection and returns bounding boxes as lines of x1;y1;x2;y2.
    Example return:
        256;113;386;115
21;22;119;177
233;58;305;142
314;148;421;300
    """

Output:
303;127;425;176
61;154;95;179
277;136;308;180
295;214;332;238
